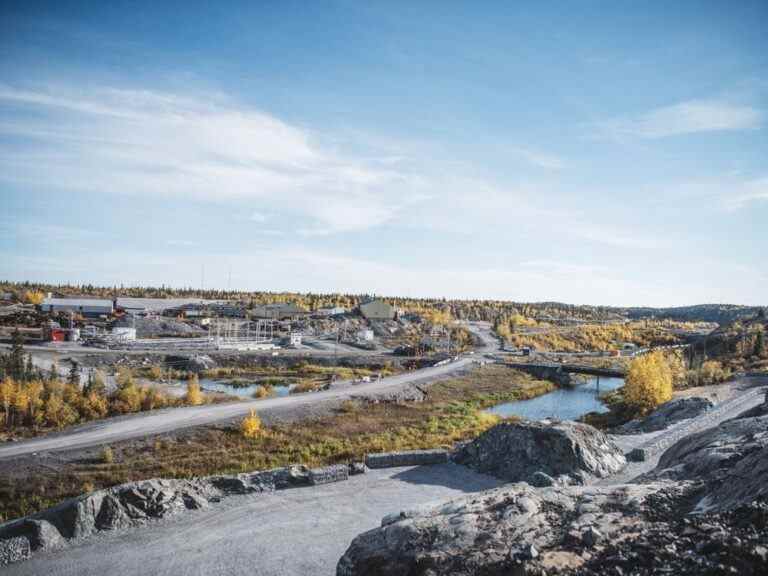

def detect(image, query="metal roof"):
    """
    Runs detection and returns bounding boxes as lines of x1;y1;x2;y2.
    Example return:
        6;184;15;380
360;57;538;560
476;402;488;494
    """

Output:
42;298;114;308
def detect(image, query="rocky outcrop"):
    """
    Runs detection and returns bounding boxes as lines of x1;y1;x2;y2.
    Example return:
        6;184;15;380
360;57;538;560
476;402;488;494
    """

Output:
454;420;626;484
641;414;768;512
337;481;697;576
338;409;768;576
619;396;713;433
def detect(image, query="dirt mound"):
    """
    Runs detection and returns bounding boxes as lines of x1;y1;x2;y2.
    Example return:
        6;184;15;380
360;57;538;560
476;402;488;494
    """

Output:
454;420;626;484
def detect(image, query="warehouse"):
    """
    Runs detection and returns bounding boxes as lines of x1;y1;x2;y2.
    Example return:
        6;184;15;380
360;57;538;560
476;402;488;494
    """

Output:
40;297;114;317
250;302;308;320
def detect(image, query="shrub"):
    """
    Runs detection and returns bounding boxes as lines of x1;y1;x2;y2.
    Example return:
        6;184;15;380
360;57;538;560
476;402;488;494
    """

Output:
252;385;274;399
240;409;262;439
101;446;114;464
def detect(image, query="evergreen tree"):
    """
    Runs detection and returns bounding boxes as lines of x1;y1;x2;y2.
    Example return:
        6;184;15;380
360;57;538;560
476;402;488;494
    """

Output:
25;355;34;382
755;330;766;358
67;362;81;387
8;329;26;381
48;362;59;382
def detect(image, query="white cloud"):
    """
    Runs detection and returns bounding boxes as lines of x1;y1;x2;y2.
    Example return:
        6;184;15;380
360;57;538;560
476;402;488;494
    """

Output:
595;99;762;140
249;212;268;222
0;84;424;235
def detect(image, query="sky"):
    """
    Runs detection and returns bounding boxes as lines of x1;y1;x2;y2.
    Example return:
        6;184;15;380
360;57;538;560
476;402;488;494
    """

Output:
0;0;766;307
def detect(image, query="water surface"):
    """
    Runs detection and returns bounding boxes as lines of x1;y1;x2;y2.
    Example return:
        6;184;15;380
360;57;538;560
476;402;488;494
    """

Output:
487;376;624;421
200;378;294;398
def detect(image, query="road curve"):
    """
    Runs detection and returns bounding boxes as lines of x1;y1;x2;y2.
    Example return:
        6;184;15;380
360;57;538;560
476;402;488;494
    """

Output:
0;357;476;460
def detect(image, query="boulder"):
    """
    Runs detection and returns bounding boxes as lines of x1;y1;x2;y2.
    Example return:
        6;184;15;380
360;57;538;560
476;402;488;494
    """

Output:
454;420;626;483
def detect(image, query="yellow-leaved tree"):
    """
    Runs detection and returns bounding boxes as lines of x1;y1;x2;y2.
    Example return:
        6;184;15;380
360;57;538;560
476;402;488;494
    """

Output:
185;374;204;406
624;351;673;415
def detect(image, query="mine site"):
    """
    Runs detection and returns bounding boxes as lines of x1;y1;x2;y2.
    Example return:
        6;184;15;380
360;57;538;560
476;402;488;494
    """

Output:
2;1;767;575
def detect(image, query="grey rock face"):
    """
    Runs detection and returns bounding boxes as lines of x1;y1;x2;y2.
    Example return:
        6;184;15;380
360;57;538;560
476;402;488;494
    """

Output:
454;420;626;482
619;397;713;434
336;481;680;576
0;537;30;565
643;414;768;512
528;471;555;487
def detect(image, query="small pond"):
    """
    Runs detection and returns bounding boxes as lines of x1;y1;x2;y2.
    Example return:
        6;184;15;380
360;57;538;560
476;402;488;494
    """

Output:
199;378;295;399
487;376;624;421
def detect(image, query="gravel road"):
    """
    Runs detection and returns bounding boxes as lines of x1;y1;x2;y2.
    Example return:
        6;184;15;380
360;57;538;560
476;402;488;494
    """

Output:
0;356;478;460
601;376;767;485
2;464;503;576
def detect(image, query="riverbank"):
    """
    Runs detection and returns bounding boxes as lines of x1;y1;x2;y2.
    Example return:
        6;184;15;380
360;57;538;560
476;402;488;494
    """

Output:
0;364;552;522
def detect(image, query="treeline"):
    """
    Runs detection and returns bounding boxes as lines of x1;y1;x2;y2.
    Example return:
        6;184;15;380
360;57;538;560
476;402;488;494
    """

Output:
0;281;626;323
0;331;206;433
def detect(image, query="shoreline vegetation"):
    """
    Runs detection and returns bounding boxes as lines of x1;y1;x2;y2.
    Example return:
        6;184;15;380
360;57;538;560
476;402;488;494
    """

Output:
0;365;552;522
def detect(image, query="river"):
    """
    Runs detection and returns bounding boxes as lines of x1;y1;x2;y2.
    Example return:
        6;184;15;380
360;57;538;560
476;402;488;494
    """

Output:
487;376;624;421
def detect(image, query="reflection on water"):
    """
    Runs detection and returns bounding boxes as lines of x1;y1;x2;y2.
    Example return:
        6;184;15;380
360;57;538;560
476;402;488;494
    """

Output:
487;376;624;421
199;379;294;398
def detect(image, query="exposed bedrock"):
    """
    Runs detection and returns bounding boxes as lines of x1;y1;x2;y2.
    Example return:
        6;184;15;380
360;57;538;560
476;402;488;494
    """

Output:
454;420;626;484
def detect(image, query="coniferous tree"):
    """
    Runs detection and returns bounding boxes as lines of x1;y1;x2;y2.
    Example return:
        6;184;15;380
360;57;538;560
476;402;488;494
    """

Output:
67;362;80;387
8;329;26;381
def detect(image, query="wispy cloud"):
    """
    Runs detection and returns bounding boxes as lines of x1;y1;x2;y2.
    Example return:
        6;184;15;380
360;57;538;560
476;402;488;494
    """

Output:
508;147;565;170
594;99;762;140
722;177;768;211
0;84;424;235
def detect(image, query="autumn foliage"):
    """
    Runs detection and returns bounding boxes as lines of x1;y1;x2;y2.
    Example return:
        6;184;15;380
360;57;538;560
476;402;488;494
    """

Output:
624;351;674;415
240;409;262;439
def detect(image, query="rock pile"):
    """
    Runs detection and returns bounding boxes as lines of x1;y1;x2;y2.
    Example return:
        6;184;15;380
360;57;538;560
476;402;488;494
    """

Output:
454;420;626;484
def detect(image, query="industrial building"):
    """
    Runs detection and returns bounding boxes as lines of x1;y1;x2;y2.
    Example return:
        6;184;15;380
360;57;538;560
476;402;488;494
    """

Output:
358;299;395;321
250;302;308;320
40;297;114;317
313;306;347;317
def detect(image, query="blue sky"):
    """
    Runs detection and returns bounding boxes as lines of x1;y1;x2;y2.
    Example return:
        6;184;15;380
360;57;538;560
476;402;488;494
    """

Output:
1;0;766;306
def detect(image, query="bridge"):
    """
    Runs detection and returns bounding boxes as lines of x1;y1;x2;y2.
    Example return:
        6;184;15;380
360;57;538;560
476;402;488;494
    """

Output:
501;360;625;384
